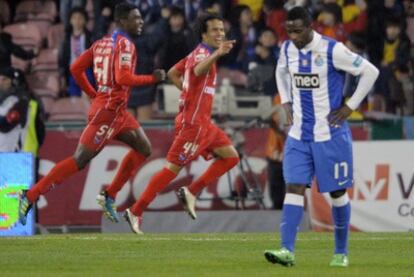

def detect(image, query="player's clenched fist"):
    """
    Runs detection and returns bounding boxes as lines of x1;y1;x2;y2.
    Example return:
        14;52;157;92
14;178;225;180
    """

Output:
216;40;236;56
153;69;166;82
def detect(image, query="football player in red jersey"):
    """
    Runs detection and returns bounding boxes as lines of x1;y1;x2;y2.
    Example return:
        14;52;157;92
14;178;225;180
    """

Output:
18;3;166;225
124;14;240;234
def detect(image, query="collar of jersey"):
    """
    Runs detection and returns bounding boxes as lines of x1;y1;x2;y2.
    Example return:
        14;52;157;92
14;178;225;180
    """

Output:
300;31;322;53
111;29;132;44
200;43;214;54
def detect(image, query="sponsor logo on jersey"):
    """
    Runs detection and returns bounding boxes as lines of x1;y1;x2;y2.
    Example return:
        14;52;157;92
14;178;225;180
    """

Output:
293;73;320;89
204;86;215;95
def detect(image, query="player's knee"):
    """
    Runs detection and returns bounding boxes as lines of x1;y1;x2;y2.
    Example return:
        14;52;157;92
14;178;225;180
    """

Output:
329;189;346;199
140;143;152;157
227;156;240;167
286;184;306;196
73;156;89;170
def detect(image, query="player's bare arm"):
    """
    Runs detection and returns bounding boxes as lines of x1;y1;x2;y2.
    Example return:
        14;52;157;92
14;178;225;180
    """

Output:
167;67;183;90
282;102;294;126
70;48;97;98
194;40;235;76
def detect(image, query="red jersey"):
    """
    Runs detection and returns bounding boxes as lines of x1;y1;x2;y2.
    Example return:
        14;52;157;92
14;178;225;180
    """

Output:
174;43;217;125
70;31;156;111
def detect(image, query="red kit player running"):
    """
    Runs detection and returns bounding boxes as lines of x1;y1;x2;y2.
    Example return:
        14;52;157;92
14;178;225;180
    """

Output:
18;3;166;225
124;14;240;234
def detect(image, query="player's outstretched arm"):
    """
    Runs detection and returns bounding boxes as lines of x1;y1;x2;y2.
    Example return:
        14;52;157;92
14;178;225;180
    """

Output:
115;66;165;87
194;40;235;76
70;48;97;99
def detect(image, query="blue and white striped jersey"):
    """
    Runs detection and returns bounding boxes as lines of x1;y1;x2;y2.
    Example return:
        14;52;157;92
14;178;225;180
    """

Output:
276;32;369;142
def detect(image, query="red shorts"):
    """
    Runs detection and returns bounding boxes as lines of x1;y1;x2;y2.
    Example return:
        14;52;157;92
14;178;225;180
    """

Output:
167;120;232;166
79;108;139;151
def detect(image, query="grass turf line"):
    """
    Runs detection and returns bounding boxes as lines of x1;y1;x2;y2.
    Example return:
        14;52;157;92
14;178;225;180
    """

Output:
0;232;413;277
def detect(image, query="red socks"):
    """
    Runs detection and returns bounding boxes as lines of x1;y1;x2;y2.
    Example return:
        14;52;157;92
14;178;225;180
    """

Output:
131;167;177;216
27;157;79;202
106;150;146;199
188;157;239;195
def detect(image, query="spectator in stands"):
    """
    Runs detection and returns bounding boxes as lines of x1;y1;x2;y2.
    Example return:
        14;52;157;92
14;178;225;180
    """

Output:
0;32;38;69
375;16;411;112
263;0;287;44
314;3;347;42
381;17;411;69
0;67;29;152
388;64;413;115
221;4;258;72
60;0;86;27
158;6;195;72
236;0;265;22
59;7;94;97
247;27;279;96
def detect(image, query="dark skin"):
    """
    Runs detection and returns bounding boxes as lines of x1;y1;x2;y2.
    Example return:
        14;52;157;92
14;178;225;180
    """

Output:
74;8;162;169
283;19;349;198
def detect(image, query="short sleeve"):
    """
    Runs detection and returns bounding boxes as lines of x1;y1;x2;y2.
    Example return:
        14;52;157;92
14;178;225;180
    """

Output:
332;42;368;76
174;57;187;74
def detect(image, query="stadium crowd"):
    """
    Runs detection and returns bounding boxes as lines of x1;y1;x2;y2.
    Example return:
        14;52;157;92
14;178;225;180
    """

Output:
0;0;413;121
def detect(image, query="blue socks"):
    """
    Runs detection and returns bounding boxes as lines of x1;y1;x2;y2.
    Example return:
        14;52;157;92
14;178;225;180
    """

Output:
280;193;304;252
331;194;351;255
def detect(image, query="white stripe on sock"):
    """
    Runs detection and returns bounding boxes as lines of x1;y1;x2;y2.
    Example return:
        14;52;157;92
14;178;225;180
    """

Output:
331;193;349;207
284;193;304;207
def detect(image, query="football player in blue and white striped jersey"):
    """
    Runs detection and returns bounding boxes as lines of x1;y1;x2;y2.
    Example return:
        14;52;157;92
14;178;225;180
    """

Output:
264;6;379;268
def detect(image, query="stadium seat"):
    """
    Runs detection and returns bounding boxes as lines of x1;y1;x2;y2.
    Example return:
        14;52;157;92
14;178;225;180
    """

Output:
48;97;90;121
27;18;53;40
15;0;57;22
32;48;59;72
28;72;60;98
3;22;42;49
47;23;65;49
11;56;31;72
217;67;248;87
38;96;55;117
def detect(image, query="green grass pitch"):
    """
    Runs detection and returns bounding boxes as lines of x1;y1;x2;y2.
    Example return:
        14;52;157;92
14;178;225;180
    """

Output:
1;232;413;276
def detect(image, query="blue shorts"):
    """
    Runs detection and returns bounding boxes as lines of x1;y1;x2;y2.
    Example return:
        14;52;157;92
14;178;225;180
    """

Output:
283;131;353;193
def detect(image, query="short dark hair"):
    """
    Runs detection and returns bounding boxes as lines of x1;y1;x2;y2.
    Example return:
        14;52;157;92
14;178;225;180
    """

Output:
287;6;312;27
69;6;88;22
114;2;138;23
195;13;223;41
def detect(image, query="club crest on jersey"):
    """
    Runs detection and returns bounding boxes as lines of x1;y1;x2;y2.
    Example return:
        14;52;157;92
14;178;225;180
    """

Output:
293;73;320;89
314;55;324;66
178;153;187;161
195;52;207;62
